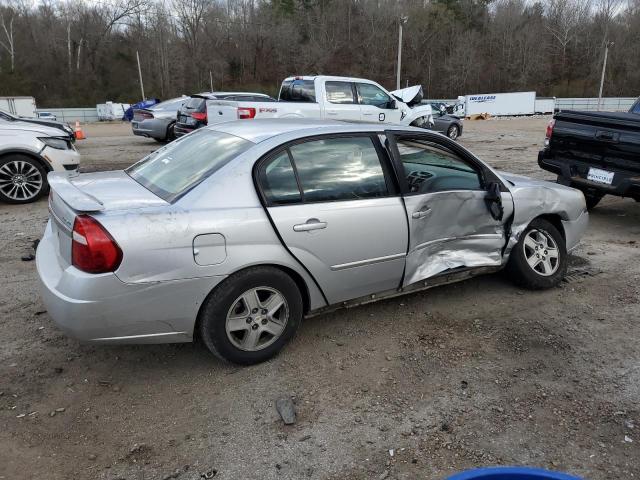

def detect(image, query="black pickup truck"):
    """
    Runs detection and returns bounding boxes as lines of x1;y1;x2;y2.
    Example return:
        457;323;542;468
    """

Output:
538;97;640;209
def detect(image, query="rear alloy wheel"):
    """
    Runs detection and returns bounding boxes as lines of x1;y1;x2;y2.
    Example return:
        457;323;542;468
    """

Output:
0;155;47;204
166;123;176;142
447;124;460;140
199;266;303;365
506;218;567;289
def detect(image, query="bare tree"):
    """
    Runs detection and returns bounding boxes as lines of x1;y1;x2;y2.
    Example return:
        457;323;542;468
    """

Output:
0;11;14;72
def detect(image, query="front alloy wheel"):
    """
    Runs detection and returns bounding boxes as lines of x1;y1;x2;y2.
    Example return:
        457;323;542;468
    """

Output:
522;229;560;277
505;218;567;289
447;124;460;140
0;156;46;204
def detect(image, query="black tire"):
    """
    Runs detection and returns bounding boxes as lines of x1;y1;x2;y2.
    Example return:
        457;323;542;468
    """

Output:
0;154;48;204
447;124;460;140
505;218;568;289
198;266;303;365
165;122;176;142
583;191;604;210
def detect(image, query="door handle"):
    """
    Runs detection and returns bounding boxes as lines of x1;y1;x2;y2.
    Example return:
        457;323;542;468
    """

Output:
412;208;432;219
293;218;328;232
326;111;338;116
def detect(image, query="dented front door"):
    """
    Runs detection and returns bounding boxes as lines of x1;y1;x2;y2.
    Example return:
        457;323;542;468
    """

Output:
386;132;513;287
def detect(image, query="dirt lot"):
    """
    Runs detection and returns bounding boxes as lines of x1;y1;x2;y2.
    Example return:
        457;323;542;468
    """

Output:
1;118;638;480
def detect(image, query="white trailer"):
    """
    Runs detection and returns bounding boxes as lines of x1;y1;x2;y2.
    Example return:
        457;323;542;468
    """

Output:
96;102;131;121
463;91;536;117
0;96;37;117
534;97;556;114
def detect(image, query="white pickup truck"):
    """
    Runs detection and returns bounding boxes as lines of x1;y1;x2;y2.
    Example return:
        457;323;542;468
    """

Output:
205;75;434;129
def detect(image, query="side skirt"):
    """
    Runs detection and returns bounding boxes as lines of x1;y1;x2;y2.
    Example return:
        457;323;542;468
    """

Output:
305;265;503;318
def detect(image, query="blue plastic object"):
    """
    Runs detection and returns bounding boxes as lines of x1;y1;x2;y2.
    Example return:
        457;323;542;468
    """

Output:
123;98;160;121
447;466;583;480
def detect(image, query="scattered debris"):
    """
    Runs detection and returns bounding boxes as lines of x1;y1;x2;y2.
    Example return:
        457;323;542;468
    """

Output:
55;407;65;413
21;253;35;261
275;396;296;425
298;434;312;442
88;454;97;461
624;435;633;443
388;449;394;457
200;470;217;479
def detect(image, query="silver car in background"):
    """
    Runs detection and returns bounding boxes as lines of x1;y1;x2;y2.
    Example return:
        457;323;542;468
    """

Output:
131;96;188;143
37;120;588;364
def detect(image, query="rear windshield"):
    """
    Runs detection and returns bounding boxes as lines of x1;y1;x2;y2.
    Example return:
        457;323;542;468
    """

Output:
279;79;316;102
126;130;253;202
184;97;205;110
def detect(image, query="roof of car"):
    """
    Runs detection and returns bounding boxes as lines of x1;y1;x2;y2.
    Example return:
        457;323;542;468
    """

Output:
193;92;272;99
208;118;422;143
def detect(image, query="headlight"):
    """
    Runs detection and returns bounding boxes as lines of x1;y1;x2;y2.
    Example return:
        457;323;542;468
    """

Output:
39;137;71;150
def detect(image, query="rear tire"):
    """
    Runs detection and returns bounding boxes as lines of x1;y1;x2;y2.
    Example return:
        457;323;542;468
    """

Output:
0;154;48;204
198;266;303;365
165;122;176;142
506;218;567;289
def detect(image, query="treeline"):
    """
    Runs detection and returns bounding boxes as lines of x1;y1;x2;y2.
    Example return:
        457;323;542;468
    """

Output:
0;0;638;107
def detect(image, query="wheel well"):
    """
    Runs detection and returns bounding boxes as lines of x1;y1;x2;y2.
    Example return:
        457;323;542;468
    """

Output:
0;150;52;173
536;214;565;240
192;263;312;342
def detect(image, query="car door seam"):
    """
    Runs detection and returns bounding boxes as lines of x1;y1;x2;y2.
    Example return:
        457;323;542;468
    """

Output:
330;252;406;271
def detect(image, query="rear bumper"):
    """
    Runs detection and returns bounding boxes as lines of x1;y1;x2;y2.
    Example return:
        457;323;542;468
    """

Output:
539;150;640;199
562;209;589;252
131;119;170;140
36;221;225;344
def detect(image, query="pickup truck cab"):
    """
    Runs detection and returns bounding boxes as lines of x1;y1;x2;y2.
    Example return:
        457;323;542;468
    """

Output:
205;76;434;129
538;97;640;209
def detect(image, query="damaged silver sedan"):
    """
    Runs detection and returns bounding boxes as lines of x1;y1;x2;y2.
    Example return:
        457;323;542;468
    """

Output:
37;120;588;364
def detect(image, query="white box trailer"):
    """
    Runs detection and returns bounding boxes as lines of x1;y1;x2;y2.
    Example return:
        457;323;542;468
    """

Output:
464;91;536;117
96;101;130;121
0;96;37;117
534;97;556;114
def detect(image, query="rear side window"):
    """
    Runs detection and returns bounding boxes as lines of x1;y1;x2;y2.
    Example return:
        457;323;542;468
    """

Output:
325;82;355;104
289;137;388;202
261;152;301;205
279;79;316;102
127;130;252;202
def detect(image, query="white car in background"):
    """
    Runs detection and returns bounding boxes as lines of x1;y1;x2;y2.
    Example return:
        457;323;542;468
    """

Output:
0;114;80;204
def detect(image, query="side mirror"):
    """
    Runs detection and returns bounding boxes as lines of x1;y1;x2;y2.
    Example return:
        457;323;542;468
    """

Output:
485;182;504;221
387;99;397;110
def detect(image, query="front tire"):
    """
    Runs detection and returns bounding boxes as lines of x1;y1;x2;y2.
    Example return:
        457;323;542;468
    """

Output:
0;155;47;204
447;124;460;140
506;218;567;289
199;266;303;365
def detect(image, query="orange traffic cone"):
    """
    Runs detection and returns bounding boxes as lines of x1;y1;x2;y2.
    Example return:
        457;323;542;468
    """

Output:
74;121;86;140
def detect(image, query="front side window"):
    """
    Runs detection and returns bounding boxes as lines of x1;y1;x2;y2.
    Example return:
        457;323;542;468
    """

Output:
261;151;301;205
325;82;355;104
127;130;252;202
289;137;388;202
356;83;392;108
396;139;482;194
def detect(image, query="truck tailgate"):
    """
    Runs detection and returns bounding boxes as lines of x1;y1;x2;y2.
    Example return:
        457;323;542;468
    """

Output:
205;99;321;126
551;110;640;174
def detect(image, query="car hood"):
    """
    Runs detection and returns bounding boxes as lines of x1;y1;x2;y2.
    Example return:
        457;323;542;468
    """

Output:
0;120;68;137
19;117;73;134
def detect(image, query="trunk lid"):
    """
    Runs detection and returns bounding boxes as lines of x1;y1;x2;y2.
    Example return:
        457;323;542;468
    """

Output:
47;171;167;265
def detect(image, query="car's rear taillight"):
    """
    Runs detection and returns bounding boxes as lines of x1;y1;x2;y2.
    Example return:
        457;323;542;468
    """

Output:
191;112;207;122
237;107;256;119
72;215;122;274
545;119;555;144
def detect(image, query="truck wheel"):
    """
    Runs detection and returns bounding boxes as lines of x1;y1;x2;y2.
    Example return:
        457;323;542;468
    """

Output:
505;218;567;289
0;155;48;204
583;192;603;210
198;266;303;365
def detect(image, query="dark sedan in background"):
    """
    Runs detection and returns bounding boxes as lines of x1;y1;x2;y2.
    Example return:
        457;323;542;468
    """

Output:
174;92;275;138
428;102;464;140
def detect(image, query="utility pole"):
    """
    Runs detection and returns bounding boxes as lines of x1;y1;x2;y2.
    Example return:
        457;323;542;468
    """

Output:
136;50;146;101
597;42;613;111
210;70;214;92
396;16;408;91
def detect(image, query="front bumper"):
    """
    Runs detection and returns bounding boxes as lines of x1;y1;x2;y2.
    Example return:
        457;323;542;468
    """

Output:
36;221;225;344
539;150;640;199
42;145;80;174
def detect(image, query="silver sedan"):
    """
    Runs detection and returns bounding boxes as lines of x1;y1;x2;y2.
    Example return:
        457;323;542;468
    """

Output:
37;120;588;364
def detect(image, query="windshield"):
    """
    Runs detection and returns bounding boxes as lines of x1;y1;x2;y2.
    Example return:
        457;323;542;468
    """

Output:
126;129;253;202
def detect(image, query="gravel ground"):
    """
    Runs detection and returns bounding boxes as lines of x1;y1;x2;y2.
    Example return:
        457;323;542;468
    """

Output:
1;118;638;480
